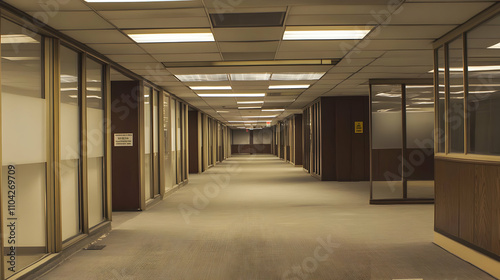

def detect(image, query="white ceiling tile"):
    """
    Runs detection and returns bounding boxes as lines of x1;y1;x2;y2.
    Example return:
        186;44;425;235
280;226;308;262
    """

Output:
328;66;363;73
87;1;204;11
275;51;346;59
86;44;146;55
370;57;433;67
153;53;222;62
141;43;219;54
391;2;493;24
219;41;280;52
360;65;431;74
289;5;392;15
106;54;157;63
118;62;166;70
359;39;433;50
108;17;211;29
45;11;114;30
336;58;375;67
62;30;133;44
5;0;91;11
366;25;457;40
286;15;378;25
100;8;207;19
279;40;361;52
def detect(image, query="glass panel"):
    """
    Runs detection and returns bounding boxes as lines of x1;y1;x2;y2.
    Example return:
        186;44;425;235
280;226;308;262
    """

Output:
86;58;105;228
1;18;47;276
448;37;465;153
60;46;81;241
437;47;446;153
153;90;160;195
371;84;403;199
144;86;152;200
467;14;500;155
163;93;173;191
405;85;435;199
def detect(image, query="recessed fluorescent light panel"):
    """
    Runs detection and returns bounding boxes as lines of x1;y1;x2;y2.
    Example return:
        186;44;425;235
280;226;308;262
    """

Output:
198;93;266;97
237;101;264;104
127;30;214;43
230;73;271;81
238;107;262;110
488;42;500;49
269;85;310;90
190;86;232;90
283;27;371;40
242;115;278;118
176;74;229;82
271;73;325;81
262;109;285;112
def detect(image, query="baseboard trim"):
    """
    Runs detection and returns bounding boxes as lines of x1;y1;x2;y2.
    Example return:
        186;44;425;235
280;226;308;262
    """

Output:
434;232;500;279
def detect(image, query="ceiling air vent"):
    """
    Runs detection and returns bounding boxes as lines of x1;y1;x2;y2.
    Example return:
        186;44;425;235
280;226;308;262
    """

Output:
210;12;286;28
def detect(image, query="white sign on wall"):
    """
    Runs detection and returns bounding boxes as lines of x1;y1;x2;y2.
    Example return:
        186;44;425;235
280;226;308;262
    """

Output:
114;133;134;147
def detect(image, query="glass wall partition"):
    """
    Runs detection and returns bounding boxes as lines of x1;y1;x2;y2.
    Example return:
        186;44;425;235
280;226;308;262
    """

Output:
163;92;173;191
1;18;48;276
370;80;435;203
60;45;82;242
86;58;106;228
143;86;161;201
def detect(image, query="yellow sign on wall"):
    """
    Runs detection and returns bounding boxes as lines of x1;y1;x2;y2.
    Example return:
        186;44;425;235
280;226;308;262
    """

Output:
354;121;363;134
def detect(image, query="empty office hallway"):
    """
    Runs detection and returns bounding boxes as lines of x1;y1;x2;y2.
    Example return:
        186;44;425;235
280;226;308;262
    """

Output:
40;155;493;280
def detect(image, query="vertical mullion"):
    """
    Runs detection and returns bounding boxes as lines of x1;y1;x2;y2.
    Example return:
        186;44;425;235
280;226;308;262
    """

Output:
444;43;451;155
433;48;440;153
53;39;62;252
158;92;166;198
402;84;408;199
462;33;469;155
80;54;89;234
138;81;145;209
369;85;373;201
104;64;112;220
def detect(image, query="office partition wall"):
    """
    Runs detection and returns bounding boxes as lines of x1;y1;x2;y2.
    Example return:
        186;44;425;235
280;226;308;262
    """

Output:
433;7;500;268
369;80;435;204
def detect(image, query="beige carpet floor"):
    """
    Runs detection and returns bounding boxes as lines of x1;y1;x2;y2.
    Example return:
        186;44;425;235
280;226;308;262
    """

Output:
39;155;495;280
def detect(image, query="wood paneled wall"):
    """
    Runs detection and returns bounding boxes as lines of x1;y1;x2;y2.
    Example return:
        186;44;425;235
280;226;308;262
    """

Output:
435;158;500;259
188;111;199;174
305;97;370;181
111;81;142;211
